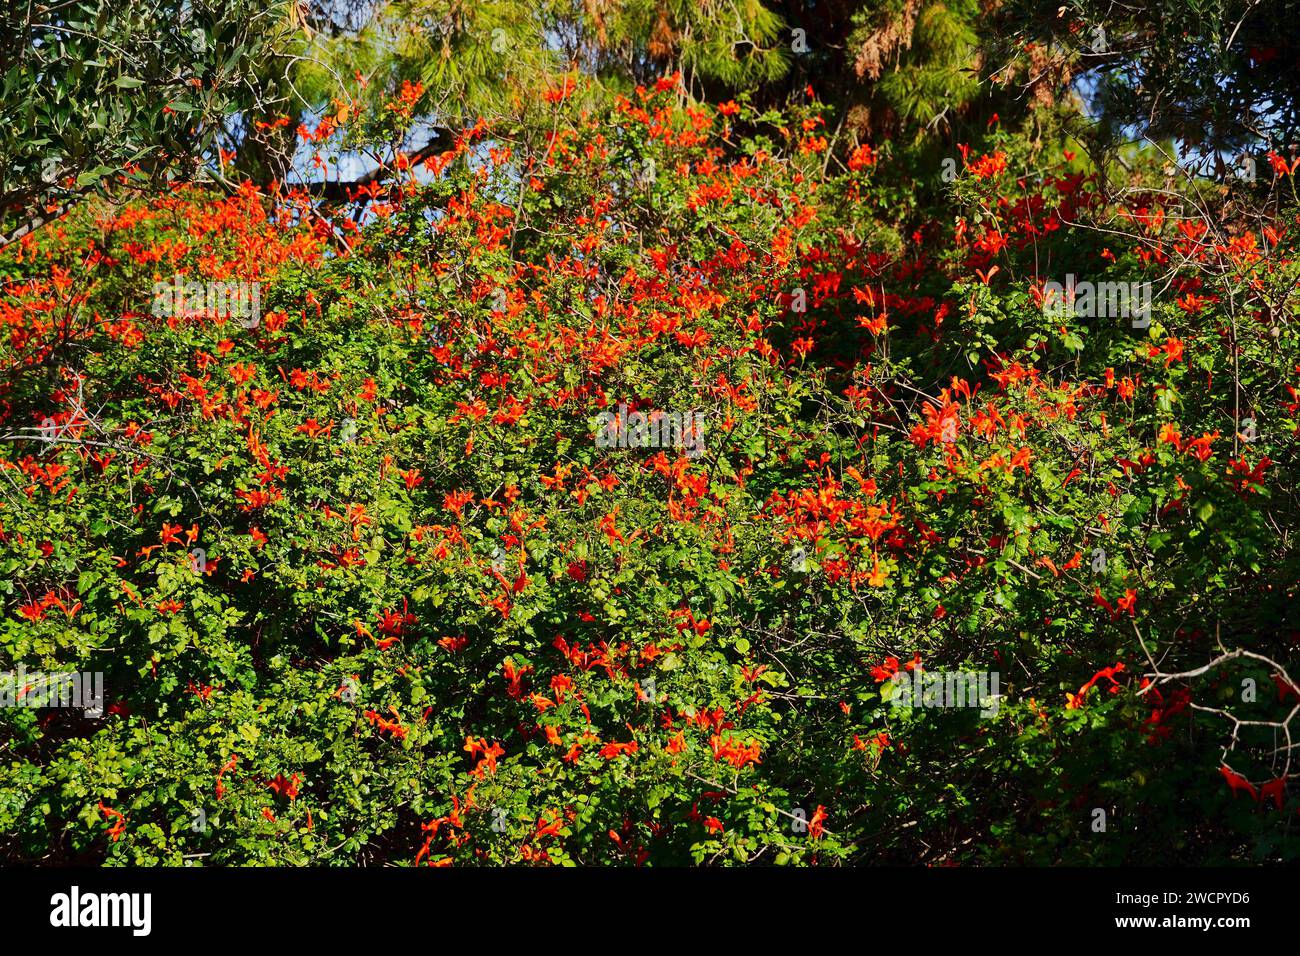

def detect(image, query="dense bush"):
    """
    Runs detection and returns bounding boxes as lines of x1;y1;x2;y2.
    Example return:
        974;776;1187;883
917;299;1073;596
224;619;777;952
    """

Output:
2;72;1299;866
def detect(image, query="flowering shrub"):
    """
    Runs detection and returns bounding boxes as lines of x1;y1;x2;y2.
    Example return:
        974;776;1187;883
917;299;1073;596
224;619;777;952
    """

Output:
2;75;1299;865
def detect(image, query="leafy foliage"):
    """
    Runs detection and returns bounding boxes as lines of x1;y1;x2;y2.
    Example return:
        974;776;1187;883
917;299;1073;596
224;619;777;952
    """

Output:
3;6;1300;869
0;0;292;243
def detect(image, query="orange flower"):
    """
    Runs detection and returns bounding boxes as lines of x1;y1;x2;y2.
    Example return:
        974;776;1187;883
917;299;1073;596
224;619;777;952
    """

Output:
808;805;827;840
96;802;127;841
847;143;876;170
867;556;888;587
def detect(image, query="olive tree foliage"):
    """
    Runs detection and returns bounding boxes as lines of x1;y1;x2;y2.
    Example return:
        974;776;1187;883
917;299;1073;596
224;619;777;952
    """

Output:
0;0;297;247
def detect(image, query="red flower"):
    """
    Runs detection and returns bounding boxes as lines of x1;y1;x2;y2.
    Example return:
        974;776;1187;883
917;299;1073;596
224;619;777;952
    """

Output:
808;805;827;840
364;707;408;739
267;773;302;801
1259;777;1286;810
847;143;876;171
216;754;239;800
870;656;901;683
1219;765;1258;801
96;802;127;842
